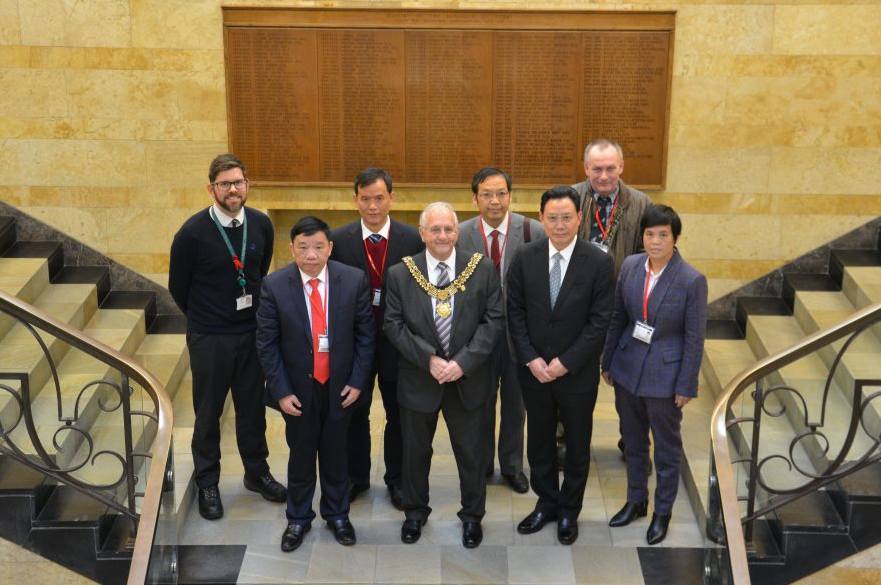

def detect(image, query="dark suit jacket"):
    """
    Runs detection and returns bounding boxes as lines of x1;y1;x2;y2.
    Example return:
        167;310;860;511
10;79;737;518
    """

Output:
330;219;423;382
255;260;375;419
601;252;707;398
506;237;614;393
457;213;545;279
383;249;504;413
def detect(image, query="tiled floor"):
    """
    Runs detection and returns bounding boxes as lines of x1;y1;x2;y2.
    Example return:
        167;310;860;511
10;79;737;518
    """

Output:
172;380;710;584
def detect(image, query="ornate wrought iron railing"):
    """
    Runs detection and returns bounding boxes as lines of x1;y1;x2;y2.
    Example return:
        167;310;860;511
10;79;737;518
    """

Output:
708;300;881;584
0;289;174;584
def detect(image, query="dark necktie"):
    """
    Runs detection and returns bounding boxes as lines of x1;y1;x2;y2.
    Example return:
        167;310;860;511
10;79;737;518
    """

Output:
367;233;383;244
230;219;240;228
597;197;612;226
489;230;501;274
435;262;452;353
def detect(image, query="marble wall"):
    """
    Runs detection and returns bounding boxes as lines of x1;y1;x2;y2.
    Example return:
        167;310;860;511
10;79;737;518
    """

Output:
1;1;879;298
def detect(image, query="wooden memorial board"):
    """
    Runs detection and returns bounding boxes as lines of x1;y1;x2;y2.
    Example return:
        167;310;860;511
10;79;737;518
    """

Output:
223;8;675;189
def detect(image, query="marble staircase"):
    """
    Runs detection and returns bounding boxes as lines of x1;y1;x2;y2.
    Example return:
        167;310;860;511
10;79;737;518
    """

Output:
0;214;189;584
680;229;881;583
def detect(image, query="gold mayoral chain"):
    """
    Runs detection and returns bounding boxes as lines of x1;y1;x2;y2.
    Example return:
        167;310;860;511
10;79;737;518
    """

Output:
402;253;483;319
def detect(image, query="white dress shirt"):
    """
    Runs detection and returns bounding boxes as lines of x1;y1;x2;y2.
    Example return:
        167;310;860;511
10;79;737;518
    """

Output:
300;264;329;330
361;217;391;241
211;203;245;227
644;257;668;296
426;249;456;316
548;237;577;283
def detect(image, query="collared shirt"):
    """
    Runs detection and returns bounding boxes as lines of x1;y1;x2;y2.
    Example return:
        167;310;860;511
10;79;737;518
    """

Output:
548;237;577;283
426;249;457;315
644;256;667;296
361;217;391;241
211;203;245;227
481;213;508;266
300;264;329;328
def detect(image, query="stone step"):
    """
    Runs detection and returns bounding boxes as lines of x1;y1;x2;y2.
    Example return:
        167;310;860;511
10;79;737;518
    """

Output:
793;289;881;461
745;315;868;483
842;265;881;310
0;257;51;338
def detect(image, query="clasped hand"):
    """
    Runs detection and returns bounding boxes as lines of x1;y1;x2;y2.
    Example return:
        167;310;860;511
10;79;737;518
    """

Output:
528;357;568;383
429;355;464;384
278;385;361;416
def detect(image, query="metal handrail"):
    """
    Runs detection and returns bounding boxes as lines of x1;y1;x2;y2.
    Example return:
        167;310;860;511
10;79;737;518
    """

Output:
710;300;881;584
0;290;173;585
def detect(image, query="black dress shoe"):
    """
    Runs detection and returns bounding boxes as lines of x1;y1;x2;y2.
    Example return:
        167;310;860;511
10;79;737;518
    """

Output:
557;517;579;545
401;518;425;544
517;509;556;534
349;482;370;502
244;472;287;503
281;522;310;552
388;484;404;511
608;501;648;527
462;521;483;548
646;513;671;545
197;485;223;520
502;471;529;494
327;517;356;546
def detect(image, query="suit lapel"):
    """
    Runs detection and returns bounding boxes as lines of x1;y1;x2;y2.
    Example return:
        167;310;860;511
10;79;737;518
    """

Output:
288;268;313;348
347;222;369;272
539;241;553;313
645;252;683;325
328;263;341;344
449;251;473;352
503;214;524;275
386;220;405;265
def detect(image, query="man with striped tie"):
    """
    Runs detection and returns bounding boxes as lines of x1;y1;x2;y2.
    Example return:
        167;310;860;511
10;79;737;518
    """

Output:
383;202;504;549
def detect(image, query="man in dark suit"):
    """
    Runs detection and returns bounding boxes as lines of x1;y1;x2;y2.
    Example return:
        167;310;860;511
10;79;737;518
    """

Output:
256;216;375;552
458;167;544;494
383;202;504;548
330;168;423;509
506;186;614;545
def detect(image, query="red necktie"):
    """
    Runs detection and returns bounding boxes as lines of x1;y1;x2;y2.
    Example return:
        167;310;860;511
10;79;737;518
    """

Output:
308;278;329;383
489;230;501;274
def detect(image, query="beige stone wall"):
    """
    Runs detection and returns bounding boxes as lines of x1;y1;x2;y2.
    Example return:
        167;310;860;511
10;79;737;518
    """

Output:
1;1;879;299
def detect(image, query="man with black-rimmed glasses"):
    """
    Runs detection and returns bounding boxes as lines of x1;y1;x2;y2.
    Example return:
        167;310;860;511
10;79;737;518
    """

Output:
169;154;286;520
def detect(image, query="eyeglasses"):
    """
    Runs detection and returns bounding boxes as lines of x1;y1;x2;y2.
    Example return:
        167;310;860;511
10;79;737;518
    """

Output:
477;190;509;201
212;179;248;193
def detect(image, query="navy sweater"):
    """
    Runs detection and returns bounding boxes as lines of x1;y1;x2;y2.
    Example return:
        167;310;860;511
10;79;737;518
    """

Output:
168;207;274;335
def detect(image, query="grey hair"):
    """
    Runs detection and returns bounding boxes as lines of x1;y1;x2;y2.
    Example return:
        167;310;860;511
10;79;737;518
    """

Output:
419;201;458;228
583;139;624;162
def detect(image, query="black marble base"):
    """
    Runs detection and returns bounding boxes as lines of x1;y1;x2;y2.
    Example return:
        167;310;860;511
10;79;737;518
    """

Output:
176;545;247;585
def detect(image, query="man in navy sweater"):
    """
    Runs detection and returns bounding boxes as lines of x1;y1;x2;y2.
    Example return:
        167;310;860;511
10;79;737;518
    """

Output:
169;154;286;520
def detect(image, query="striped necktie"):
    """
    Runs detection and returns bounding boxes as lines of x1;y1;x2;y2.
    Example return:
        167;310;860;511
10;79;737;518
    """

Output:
435;262;452;353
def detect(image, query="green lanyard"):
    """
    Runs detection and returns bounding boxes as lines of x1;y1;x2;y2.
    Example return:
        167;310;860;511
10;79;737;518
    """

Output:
209;207;248;293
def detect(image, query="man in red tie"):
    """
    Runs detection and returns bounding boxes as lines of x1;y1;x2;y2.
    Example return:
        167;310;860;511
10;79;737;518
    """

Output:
458;167;544;494
256;216;375;552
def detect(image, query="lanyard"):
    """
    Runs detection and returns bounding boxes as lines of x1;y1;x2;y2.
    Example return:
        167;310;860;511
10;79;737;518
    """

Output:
362;234;389;280
209;207;248;291
309;277;330;334
642;268;655;322
593;197;619;242
478;215;510;266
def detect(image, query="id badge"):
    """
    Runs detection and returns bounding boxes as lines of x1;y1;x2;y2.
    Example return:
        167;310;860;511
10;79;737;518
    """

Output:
591;241;610;254
372;288;382;307
236;294;253;311
632;321;655;344
318;334;330;353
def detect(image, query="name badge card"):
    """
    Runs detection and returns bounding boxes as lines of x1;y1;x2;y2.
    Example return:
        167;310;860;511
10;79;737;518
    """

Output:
632;321;655;344
236;294;253;311
318;334;330;352
372;288;382;307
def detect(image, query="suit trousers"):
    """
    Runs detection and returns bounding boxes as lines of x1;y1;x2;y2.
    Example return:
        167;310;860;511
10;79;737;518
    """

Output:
283;381;351;524
188;331;270;489
522;376;598;521
347;368;403;488
400;385;486;523
616;386;683;515
483;339;525;475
